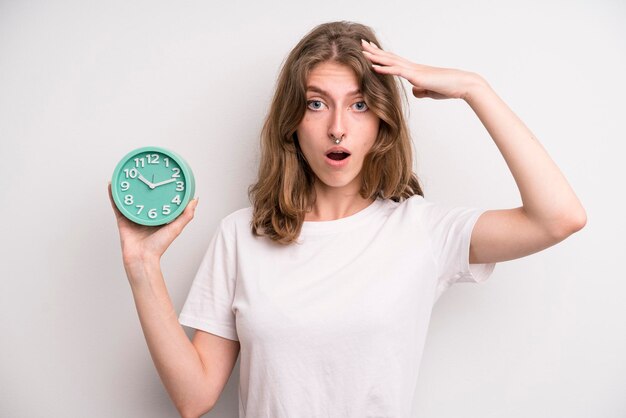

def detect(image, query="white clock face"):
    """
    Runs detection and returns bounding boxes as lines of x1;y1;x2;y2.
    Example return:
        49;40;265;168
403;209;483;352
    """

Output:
113;148;192;225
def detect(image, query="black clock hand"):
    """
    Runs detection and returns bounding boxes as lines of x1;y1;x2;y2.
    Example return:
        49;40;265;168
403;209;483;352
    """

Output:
137;172;155;189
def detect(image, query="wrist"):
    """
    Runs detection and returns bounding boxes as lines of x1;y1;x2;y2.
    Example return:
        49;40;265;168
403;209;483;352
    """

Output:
460;72;490;103
124;255;162;285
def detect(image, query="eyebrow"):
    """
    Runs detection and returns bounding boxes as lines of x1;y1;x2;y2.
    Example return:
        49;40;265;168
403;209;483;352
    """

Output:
306;85;362;97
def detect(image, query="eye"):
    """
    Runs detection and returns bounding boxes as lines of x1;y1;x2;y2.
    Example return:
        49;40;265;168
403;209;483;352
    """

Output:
352;101;369;112
306;100;326;111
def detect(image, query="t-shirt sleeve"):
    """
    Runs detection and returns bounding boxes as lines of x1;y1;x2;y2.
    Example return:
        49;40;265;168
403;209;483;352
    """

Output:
178;219;239;341
421;201;496;298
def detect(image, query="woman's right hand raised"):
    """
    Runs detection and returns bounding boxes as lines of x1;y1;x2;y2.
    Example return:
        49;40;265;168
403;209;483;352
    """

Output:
108;183;199;283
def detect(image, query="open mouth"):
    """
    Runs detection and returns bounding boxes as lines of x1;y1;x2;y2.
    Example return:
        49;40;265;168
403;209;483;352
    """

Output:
326;151;351;161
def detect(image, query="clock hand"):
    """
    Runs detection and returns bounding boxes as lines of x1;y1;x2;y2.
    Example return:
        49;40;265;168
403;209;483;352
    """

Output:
152;178;177;188
137;173;156;189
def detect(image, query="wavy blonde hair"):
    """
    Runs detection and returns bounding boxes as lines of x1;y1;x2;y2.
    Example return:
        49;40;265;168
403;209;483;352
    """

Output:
248;21;423;244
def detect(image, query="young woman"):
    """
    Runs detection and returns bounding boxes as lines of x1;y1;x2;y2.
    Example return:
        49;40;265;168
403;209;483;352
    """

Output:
109;21;586;418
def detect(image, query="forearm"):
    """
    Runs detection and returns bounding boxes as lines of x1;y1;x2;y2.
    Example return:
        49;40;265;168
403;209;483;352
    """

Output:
128;261;213;415
463;75;587;232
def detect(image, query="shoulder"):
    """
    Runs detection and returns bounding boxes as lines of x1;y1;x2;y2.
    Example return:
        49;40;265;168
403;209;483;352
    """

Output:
383;194;475;230
218;206;253;233
396;194;473;215
221;206;253;224
381;194;429;219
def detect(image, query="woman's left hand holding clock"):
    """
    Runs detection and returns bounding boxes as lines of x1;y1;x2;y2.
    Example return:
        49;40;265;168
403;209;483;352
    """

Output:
108;182;198;284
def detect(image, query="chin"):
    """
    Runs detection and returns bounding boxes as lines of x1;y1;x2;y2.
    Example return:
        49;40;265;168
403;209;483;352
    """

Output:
317;174;360;191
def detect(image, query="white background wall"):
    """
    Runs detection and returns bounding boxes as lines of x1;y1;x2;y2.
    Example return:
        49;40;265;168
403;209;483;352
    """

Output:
1;0;624;417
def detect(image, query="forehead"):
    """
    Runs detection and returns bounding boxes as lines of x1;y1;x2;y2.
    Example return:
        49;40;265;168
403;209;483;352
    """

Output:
306;61;360;95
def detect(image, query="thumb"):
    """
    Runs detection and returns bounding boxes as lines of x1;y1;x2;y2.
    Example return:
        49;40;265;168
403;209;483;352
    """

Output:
166;197;199;236
412;86;448;100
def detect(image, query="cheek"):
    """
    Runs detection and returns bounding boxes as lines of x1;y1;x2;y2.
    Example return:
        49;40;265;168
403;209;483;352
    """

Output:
296;116;315;139
356;117;380;151
297;116;326;143
295;123;317;160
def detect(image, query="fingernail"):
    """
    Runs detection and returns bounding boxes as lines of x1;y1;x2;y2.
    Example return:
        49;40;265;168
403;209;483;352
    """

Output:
361;39;367;44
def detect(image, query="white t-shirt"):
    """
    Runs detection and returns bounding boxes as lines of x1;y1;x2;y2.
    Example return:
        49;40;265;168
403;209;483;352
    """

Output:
179;195;496;417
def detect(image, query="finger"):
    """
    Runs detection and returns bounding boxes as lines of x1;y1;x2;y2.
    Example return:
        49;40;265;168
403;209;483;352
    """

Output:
362;50;400;67
361;46;399;64
360;39;375;50
361;39;385;53
142;198;199;258
361;41;409;64
371;64;408;80
371;64;414;80
374;62;428;88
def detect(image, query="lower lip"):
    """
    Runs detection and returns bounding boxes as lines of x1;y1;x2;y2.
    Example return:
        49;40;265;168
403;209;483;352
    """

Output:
325;155;350;167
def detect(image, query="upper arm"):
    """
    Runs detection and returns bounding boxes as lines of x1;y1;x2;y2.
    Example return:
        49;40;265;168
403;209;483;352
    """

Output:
191;330;240;412
469;207;585;264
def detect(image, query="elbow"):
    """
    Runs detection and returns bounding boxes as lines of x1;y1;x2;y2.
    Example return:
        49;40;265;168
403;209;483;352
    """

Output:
178;408;211;418
177;400;214;418
553;208;588;239
568;206;588;233
576;214;587;232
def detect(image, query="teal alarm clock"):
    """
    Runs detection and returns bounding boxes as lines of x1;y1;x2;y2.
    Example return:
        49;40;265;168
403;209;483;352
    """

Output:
111;146;196;226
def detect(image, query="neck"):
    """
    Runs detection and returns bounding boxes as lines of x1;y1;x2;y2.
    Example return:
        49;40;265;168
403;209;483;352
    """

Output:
304;180;375;221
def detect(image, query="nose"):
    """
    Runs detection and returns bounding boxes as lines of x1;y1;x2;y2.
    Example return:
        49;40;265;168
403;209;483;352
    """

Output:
328;107;346;142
